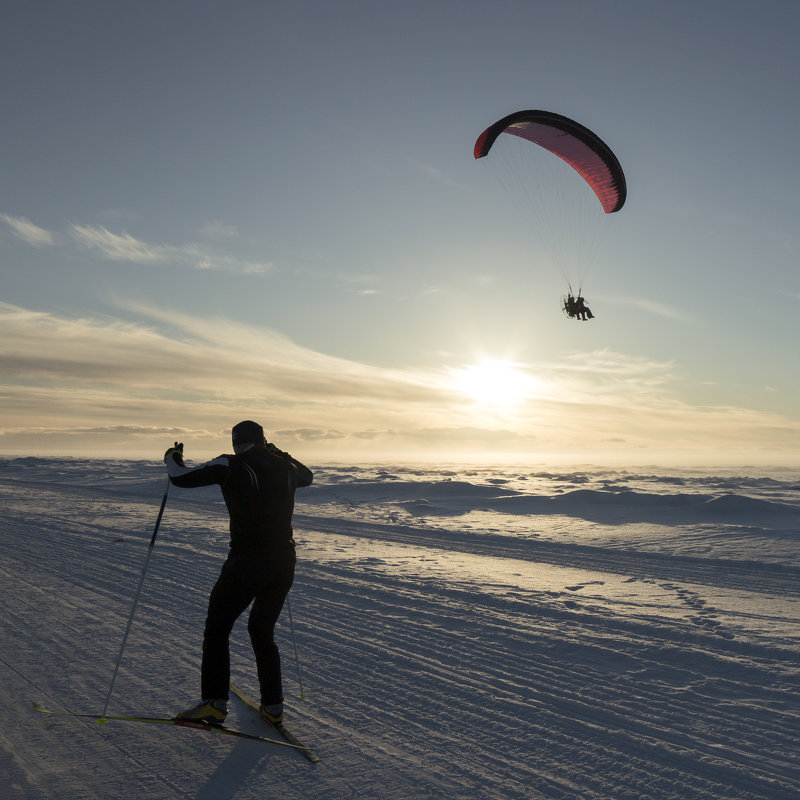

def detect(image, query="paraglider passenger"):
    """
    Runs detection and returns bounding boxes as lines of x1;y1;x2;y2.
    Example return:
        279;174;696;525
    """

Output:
575;295;594;321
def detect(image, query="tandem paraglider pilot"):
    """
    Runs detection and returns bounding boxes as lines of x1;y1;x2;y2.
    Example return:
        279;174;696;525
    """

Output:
163;420;313;726
564;293;594;321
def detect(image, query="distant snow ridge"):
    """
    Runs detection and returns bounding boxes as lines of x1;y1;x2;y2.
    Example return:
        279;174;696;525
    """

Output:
300;470;800;523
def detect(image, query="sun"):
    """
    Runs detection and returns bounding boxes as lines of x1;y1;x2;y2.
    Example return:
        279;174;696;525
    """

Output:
452;359;536;408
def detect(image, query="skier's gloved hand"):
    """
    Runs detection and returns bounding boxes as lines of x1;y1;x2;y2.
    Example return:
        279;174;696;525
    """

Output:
266;442;289;459
163;442;185;466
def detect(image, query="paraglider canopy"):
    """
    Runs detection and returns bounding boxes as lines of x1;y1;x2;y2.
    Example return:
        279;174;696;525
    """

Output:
474;110;626;214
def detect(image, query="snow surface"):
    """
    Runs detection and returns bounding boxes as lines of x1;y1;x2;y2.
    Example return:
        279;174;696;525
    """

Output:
1;458;799;799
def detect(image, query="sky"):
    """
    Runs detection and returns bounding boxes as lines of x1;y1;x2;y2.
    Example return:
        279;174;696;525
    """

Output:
1;0;799;465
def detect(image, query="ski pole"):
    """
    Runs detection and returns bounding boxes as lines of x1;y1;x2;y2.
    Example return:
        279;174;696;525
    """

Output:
101;477;171;717
285;597;307;701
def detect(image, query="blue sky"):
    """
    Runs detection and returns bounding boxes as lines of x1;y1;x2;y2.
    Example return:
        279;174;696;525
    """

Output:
1;0;799;464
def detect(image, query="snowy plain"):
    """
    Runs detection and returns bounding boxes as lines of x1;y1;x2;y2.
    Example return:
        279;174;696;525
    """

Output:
1;457;799;799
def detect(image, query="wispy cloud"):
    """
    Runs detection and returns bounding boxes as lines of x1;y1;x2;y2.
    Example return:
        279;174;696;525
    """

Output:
70;225;166;262
558;349;675;389
198;220;239;239
0;302;798;461
408;158;466;190
2;212;270;274
70;224;272;273
0;214;55;247
0;301;450;455
608;295;685;319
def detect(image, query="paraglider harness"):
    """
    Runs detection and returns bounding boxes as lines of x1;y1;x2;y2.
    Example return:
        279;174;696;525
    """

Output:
562;286;594;321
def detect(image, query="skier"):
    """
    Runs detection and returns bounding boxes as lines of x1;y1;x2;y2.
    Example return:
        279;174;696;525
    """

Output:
163;420;313;726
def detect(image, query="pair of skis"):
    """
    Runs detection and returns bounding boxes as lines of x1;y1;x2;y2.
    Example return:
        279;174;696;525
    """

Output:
33;683;317;763
230;684;318;762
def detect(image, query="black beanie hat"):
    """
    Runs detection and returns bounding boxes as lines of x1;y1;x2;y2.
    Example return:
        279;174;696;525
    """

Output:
232;420;265;447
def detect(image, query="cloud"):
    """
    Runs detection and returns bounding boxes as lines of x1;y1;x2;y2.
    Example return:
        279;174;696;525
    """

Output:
179;244;272;274
608;295;685;319
198;220;239;239
272;428;347;442
0;214;55;247
559;349;674;387
0;302;798;461
0;212;270;274
70;224;272;273
0;301;455;454
408;158;466;190
70;225;166;262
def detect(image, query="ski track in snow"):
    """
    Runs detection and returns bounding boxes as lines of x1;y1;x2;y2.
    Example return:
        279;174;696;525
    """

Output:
0;459;799;799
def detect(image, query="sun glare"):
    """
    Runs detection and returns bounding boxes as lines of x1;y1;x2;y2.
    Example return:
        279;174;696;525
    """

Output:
452;359;536;408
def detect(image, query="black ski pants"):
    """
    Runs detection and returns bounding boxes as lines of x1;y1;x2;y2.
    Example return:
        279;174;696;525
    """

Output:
201;545;295;706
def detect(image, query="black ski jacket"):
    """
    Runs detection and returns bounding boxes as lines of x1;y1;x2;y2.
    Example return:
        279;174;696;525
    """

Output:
165;445;313;553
